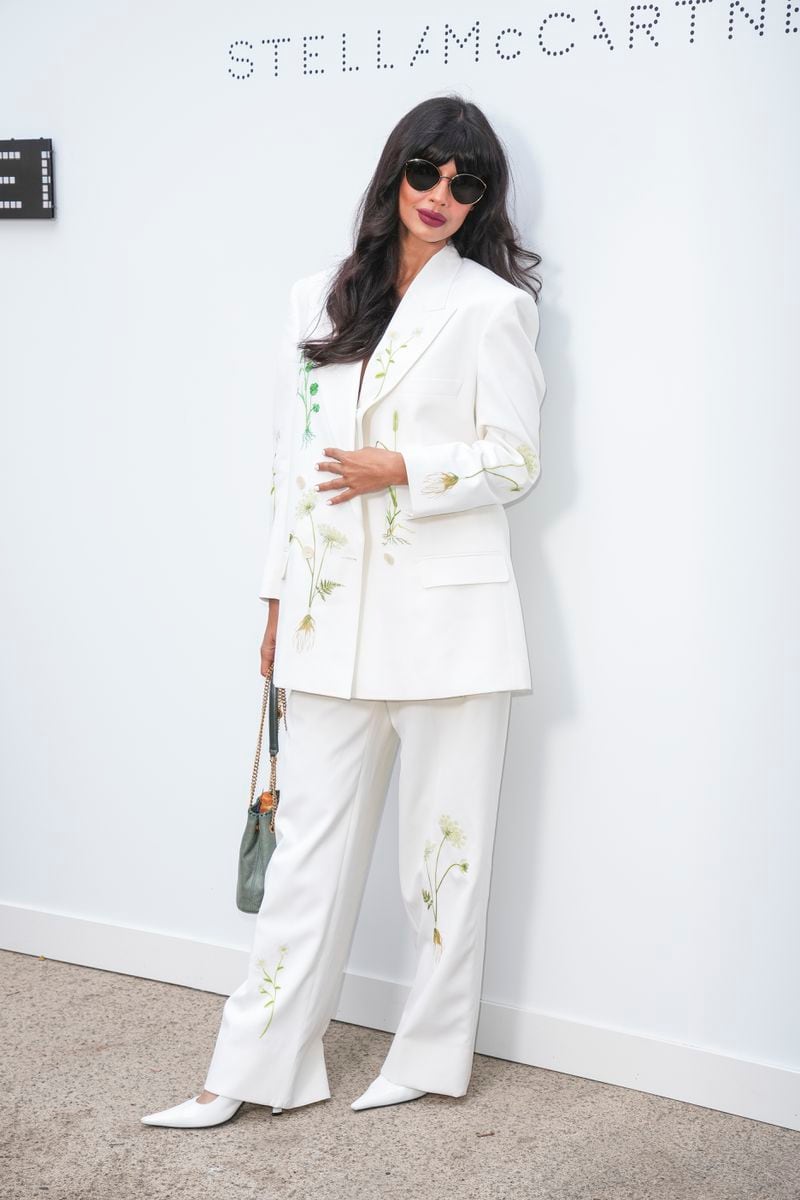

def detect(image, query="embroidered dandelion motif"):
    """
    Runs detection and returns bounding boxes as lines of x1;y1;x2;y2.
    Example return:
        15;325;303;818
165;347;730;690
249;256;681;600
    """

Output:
294;612;315;650
517;443;540;479
296;491;316;518
257;944;288;1037
420;442;539;497
375;409;414;550
421;471;460;496
421;815;469;962
317;523;348;549
438;814;466;847
298;358;321;446
289;490;348;650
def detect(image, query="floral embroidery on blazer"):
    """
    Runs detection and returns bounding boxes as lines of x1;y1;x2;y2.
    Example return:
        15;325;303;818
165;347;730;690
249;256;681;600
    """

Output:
289;489;349;651
257;245;547;700
371;327;421;402
398;289;545;522
420;442;540;497
366;328;422;555
298;357;320;446
374;409;414;549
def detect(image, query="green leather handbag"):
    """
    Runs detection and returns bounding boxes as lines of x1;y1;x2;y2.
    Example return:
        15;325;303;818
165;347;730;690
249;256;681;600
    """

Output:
236;666;287;913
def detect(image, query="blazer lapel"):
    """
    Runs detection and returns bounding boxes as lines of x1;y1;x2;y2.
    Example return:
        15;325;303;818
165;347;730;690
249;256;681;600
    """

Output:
300;241;464;447
356;240;463;422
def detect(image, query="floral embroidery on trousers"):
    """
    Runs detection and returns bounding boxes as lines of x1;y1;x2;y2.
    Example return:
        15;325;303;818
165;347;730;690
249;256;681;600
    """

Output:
422;815;469;963
257;944;288;1037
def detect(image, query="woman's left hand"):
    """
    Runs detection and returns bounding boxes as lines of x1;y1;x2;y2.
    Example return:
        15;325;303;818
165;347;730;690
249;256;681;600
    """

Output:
314;447;408;504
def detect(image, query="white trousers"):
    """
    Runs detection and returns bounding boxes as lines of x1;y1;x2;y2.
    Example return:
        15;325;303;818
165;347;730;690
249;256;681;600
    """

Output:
203;686;512;1110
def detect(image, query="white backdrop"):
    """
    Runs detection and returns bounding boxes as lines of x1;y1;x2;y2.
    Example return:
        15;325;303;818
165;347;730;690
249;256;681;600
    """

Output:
1;0;798;1129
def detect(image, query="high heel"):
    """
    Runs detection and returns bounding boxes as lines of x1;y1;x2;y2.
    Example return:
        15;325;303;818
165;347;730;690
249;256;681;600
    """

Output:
141;1094;244;1128
351;1073;427;1111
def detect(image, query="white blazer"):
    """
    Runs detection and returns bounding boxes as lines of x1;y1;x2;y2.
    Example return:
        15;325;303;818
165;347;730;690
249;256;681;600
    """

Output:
259;239;546;700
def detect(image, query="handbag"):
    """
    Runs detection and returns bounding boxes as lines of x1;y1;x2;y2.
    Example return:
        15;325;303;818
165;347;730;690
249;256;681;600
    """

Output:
236;664;287;913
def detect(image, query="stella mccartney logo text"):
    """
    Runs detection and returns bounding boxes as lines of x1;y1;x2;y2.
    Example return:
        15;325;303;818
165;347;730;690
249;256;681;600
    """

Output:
227;2;798;80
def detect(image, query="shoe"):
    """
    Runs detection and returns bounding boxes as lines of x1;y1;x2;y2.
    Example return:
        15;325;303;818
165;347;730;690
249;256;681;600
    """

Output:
351;1073;427;1111
141;1094;244;1128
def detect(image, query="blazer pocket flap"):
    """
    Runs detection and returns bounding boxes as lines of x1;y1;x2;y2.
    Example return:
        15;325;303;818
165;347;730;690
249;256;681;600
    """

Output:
400;375;462;397
419;552;510;587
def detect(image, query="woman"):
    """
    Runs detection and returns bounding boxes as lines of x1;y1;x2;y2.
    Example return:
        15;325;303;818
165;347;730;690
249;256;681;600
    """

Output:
142;93;546;1128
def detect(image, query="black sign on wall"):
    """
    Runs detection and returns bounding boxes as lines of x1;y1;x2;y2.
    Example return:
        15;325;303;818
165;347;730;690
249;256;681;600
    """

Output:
0;138;55;219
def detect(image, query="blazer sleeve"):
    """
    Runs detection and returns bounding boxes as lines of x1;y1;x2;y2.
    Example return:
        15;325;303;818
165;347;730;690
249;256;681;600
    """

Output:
258;279;306;602
401;288;546;519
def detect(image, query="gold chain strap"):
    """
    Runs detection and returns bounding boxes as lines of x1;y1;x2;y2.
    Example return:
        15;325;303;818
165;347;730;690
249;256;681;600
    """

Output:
249;664;287;834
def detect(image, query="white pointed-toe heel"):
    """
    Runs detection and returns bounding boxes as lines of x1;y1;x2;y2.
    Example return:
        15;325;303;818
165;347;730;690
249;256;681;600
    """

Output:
351;1073;427;1111
141;1093;244;1128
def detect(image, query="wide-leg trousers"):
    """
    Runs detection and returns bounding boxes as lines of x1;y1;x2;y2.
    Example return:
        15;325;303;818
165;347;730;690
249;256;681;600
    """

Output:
203;686;512;1110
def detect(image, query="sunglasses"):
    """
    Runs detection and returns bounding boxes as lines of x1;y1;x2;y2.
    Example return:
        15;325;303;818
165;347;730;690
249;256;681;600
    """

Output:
403;158;487;206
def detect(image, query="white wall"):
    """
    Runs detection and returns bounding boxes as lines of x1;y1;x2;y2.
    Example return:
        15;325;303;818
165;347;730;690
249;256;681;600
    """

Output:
2;0;798;1129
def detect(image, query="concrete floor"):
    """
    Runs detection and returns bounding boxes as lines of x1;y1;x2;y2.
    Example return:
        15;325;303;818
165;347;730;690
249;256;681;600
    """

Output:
1;949;798;1200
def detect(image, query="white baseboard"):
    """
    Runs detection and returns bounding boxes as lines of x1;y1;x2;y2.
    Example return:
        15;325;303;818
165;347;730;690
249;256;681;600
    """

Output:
2;902;798;1132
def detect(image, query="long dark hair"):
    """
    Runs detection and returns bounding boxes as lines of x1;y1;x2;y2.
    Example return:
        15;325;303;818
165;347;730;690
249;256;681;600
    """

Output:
299;93;543;369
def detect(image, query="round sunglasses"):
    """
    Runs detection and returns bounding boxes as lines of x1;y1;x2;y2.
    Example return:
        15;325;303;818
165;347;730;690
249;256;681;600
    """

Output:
403;158;487;206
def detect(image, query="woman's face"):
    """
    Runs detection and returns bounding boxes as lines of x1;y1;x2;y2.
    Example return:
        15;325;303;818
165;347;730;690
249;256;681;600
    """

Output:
397;158;476;245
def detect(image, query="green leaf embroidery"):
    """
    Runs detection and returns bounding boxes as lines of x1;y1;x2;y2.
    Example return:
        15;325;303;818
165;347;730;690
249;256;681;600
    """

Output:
257;944;288;1038
299;358;320;446
375;409;413;551
369;327;421;405
315;578;344;600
